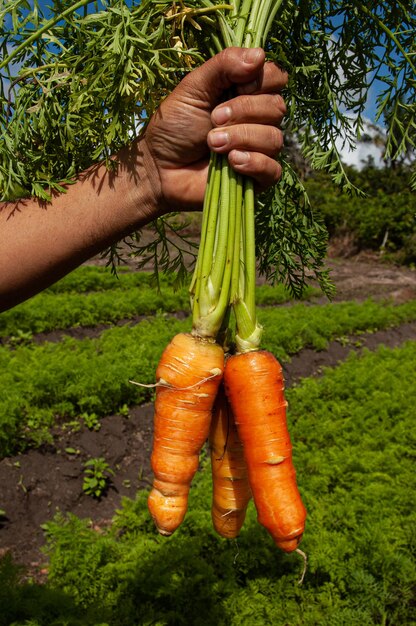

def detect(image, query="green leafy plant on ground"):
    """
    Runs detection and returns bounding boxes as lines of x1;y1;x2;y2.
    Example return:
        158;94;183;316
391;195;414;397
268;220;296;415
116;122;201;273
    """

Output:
1;299;416;457
0;267;319;339
0;552;105;626
82;458;114;499
2;341;412;626
0;288;190;338
44;267;180;294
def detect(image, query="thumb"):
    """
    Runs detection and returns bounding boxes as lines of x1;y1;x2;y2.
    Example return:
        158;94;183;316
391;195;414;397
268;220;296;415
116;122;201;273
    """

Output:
176;47;266;108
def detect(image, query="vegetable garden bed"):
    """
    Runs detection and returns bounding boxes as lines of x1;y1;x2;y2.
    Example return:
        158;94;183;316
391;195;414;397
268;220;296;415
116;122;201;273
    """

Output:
0;261;416;626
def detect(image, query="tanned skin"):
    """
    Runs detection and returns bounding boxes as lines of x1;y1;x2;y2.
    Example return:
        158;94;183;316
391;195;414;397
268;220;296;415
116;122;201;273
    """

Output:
0;48;287;311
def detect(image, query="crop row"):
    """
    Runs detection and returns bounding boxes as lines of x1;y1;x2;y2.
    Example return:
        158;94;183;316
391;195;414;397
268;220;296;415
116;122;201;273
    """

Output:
1;298;416;456
5;341;415;625
0;269;317;339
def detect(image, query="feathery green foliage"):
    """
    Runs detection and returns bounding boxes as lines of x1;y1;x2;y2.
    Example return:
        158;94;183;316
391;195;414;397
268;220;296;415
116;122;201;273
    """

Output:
16;341;413;625
0;266;318;338
2;1;414;292
1;297;416;456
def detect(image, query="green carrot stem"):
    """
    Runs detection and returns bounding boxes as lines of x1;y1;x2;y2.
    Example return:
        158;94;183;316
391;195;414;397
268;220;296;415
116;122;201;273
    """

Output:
235;0;254;46
191;156;236;339
243;0;263;47
232;177;262;352
243;178;256;321
230;172;243;300
208;33;224;55
198;1;234;48
199;156;222;280
210;157;231;289
253;0;284;47
231;0;241;18
190;0;283;343
189;152;217;297
262;0;285;47
190;152;221;326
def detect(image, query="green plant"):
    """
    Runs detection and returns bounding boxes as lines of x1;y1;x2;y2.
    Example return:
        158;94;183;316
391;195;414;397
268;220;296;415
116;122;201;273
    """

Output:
82;458;114;499
0;551;108;626
306;164;416;262
6;329;34;347
41;341;416;625
2;298;416;457
1;2;414;289
81;412;101;432
65;447;80;456
0;267;318;339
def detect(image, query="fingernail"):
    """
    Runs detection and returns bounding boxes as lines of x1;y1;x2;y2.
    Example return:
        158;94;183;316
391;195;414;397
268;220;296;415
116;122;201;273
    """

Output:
232;150;250;165
243;48;262;65
210;130;229;147
212;105;232;125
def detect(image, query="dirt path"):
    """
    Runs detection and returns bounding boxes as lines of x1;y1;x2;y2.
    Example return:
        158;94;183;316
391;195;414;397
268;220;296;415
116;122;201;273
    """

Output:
324;254;416;303
1;256;416;579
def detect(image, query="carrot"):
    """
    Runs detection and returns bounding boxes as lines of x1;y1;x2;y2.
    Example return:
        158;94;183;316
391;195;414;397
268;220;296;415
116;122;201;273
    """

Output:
148;332;224;536
223;349;306;553
209;384;251;539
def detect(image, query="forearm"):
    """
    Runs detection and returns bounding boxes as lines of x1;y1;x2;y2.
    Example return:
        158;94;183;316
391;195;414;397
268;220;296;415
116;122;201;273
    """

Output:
0;48;287;313
0;138;161;311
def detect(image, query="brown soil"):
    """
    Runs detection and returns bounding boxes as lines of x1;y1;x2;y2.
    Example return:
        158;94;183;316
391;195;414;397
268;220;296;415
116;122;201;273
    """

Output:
325;253;416;303
1;255;416;580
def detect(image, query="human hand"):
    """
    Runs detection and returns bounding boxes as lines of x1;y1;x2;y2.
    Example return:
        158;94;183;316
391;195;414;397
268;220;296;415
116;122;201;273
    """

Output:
142;47;288;214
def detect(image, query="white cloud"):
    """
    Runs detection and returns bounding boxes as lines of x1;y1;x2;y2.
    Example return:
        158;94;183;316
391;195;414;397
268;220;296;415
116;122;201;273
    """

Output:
336;136;385;169
336;118;386;169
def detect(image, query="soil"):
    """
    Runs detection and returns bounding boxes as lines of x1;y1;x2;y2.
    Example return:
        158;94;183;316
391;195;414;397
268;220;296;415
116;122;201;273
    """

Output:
1;254;416;580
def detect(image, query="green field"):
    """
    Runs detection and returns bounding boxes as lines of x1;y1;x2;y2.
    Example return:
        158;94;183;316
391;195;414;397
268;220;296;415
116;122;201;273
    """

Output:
0;267;318;338
1;266;415;626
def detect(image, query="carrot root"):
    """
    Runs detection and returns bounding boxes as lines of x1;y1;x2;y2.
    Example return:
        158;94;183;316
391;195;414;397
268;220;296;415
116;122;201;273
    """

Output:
296;548;308;585
209;385;251;539
224;349;307;552
148;333;224;536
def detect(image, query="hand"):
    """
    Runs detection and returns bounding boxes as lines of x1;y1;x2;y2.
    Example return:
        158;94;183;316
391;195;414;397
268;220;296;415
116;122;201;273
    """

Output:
0;48;287;310
143;47;288;213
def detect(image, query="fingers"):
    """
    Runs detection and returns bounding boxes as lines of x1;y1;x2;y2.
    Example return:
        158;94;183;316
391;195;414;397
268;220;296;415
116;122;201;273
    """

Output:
237;61;288;95
206;56;288;188
176;47;286;109
228;151;282;190
211;93;286;128
208;124;283;158
207;123;284;188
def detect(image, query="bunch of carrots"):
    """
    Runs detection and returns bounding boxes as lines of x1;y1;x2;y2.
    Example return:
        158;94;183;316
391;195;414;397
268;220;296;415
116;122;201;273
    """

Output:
147;334;307;557
143;0;307;575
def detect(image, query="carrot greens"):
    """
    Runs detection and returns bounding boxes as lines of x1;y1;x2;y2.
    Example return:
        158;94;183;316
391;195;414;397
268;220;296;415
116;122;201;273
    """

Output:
188;0;286;346
2;1;414;296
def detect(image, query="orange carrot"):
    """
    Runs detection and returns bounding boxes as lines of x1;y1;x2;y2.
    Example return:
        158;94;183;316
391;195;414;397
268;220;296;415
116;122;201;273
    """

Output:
224;349;306;552
209;384;251;539
148;332;224;536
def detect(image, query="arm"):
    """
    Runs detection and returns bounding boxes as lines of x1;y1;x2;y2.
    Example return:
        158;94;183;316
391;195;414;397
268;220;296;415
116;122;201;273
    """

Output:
0;142;158;309
0;48;287;311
